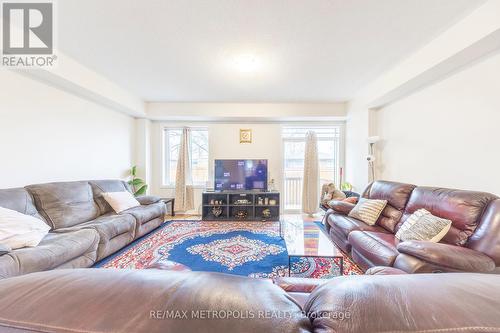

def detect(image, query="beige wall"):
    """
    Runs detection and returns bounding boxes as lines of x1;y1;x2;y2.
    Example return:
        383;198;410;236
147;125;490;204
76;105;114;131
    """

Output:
0;71;136;188
344;1;500;194
374;52;500;194
151;122;284;214
344;101;370;192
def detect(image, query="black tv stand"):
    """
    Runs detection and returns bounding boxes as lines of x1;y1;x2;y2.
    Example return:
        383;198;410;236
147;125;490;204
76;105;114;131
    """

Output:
202;191;280;221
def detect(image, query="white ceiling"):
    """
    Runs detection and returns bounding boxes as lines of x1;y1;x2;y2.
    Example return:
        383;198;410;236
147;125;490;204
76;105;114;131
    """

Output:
58;0;484;102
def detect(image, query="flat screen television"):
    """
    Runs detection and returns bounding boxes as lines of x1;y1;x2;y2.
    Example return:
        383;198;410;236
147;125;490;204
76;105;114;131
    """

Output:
214;159;268;191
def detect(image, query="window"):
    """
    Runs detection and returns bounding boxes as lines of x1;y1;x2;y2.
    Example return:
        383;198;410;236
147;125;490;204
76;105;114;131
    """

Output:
282;126;343;211
163;127;209;187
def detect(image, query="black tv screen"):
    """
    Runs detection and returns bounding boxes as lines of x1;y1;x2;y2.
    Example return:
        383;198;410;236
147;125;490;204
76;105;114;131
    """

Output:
214;159;268;191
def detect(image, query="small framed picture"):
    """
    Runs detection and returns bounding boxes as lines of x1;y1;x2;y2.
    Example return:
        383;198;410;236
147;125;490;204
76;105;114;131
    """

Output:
240;129;252;143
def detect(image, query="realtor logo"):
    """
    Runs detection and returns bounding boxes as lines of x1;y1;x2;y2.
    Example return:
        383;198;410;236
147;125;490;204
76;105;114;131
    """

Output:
2;1;56;67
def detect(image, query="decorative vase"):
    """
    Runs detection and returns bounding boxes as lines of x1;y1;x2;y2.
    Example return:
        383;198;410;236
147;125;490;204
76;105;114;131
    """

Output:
235;210;248;220
262;208;271;218
268;179;275;191
212;206;223;217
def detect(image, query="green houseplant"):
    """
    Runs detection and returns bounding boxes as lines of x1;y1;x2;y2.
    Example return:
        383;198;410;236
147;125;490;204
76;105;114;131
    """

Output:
341;182;353;191
128;166;148;196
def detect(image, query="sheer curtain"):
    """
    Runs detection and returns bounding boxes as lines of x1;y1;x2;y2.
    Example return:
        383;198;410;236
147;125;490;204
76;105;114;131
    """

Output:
302;131;319;215
174;128;194;212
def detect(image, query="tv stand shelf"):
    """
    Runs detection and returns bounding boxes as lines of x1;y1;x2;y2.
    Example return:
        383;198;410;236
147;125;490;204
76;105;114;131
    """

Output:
202;191;280;221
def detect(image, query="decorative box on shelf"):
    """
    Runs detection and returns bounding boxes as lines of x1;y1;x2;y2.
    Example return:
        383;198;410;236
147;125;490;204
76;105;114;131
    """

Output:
202;191;280;221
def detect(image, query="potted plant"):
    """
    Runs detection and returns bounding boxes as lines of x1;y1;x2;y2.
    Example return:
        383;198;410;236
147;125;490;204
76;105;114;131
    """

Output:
128;166;148;196
341;182;353;191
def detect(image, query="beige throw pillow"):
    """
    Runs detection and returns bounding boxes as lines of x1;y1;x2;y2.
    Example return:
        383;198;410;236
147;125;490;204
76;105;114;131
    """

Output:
321;183;346;205
348;198;387;226
396;209;452;242
102;191;140;213
0;207;50;250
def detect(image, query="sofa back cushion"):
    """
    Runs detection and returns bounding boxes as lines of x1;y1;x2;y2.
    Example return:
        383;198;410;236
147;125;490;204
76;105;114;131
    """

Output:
89;180;131;214
304;273;500;333
26;181;99;229
466;199;500;266
362;181;416;233
0;188;45;222
401;186;497;246
0;269;311;333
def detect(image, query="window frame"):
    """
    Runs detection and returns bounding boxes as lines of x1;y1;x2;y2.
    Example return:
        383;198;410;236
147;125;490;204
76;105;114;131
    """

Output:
281;123;346;212
161;126;209;189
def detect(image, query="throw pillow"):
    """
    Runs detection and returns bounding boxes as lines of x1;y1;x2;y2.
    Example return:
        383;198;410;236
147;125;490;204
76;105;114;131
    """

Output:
0;207;50;250
136;195;162;205
321;183;346;205
348;198;387;226
396;209;452;242
322;192;333;203
343;196;358;204
102;191;141;213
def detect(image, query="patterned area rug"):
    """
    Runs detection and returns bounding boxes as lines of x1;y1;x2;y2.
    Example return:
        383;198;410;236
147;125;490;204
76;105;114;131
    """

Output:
95;221;289;277
95;220;362;278
312;221;364;276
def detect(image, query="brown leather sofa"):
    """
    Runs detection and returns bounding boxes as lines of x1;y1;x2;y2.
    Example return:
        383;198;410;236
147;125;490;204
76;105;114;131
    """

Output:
0;268;499;332
272;266;409;307
0;180;166;279
324;180;500;273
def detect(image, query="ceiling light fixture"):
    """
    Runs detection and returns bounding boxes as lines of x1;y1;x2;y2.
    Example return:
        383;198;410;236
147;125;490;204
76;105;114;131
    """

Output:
232;53;261;74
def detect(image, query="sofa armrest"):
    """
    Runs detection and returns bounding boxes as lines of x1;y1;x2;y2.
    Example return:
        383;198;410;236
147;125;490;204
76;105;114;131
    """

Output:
272;277;327;293
328;200;356;215
397;241;496;273
136;195;161;205
0;244;11;256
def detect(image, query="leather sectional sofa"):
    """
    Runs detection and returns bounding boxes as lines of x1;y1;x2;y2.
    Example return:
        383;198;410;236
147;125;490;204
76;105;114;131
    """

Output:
0;268;499;332
0;180;166;279
324;180;500;273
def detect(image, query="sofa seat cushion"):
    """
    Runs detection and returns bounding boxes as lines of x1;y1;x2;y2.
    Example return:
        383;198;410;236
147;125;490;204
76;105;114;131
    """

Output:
70;213;136;240
327;214;387;237
0;229;99;278
56;214;136;260
349;231;400;267
122;202;166;225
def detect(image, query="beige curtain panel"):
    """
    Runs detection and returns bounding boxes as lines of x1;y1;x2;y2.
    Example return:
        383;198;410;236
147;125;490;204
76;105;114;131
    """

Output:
302;130;319;215
174;128;194;212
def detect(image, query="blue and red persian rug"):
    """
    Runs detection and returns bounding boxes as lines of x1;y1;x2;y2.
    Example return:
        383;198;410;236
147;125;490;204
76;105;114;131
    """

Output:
94;220;362;278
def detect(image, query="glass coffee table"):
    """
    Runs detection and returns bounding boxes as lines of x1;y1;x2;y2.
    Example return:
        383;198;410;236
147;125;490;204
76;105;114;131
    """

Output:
280;218;344;278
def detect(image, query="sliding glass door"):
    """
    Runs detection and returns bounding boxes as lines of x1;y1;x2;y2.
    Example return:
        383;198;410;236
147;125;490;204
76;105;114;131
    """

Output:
282;126;343;212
